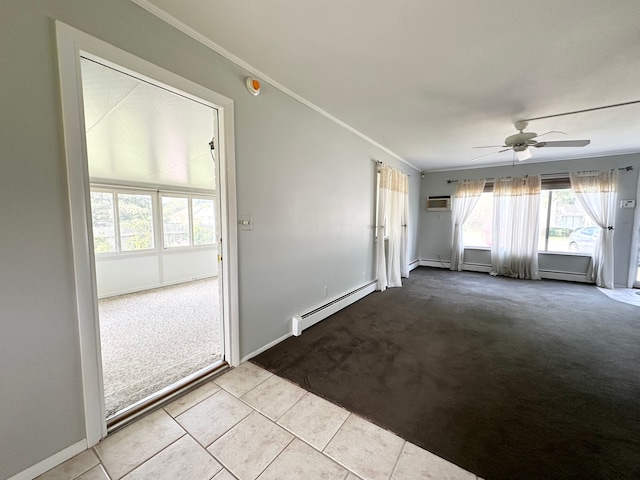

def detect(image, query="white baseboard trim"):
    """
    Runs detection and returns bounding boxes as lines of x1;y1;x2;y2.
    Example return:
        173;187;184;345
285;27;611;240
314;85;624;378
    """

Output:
241;281;377;362
8;439;87;480
539;270;591;283
460;263;492;273
420;259;451;269
240;332;292;364
419;259;593;283
293;281;377;336
98;275;217;299
408;259;420;272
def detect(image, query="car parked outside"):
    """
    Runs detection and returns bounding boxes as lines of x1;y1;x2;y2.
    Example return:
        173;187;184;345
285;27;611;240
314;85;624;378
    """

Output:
568;226;599;253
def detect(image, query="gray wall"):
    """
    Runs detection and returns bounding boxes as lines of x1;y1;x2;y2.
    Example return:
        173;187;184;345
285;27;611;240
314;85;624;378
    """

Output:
0;2;419;478
419;154;640;286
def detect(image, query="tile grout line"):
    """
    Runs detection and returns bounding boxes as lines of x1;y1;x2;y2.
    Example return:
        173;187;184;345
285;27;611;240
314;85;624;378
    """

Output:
270;383;309;423
321;412;352;454
93;366;418;480
252;435;296;480
115;428;188;480
387;440;407;480
205;408;292;480
64;456;101;480
170;385;226;424
180;427;227;479
163;380;220;417
222;364;275;397
93;379;221;479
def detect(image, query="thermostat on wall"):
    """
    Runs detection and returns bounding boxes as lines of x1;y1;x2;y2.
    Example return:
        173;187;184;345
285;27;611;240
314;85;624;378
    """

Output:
620;199;635;208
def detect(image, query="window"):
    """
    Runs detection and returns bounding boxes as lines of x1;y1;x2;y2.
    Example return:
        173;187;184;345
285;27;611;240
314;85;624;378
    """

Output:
90;187;216;254
193;198;216;245
161;195;216;248
538;189;597;254
463;186;597;254
90;190;154;253
162;196;190;247
118;193;154;251
91;191;116;253
462;192;493;247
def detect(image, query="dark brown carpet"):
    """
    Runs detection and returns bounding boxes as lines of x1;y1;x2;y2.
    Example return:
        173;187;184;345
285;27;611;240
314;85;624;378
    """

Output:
252;267;640;480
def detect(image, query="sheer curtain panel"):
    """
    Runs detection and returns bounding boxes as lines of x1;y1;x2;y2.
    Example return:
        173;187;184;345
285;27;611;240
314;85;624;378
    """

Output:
376;165;409;291
450;178;486;271
570;170;619;289
490;175;541;279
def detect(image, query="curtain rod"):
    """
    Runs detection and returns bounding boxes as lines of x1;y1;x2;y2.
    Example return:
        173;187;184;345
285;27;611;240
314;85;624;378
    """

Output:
374;159;411;176
445;166;633;183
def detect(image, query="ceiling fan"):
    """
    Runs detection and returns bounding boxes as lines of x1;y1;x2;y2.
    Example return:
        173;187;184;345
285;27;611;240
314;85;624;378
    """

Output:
471;120;590;162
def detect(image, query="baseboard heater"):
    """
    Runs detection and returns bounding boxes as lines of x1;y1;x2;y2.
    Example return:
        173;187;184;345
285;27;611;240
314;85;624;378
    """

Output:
291;281;377;336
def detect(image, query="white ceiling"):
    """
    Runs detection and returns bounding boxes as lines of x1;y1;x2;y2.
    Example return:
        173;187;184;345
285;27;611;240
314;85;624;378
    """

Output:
136;0;640;172
81;57;216;189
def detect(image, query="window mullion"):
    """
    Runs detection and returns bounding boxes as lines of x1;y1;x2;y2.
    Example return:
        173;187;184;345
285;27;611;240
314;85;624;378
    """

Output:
153;191;162;251
189;196;194;246
113;192;122;253
544;190;552;252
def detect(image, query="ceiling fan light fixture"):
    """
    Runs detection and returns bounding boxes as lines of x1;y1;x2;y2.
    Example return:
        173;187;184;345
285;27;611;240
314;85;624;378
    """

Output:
516;149;532;161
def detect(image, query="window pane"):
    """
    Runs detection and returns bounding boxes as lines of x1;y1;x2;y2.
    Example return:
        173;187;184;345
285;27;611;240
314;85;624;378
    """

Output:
90;192;116;253
118;194;154;251
162;196;190;247
543;189;598;254
193;198;215;245
463;192;493;247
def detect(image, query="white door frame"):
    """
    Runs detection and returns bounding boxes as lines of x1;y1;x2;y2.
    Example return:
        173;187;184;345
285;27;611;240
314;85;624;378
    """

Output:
56;21;240;446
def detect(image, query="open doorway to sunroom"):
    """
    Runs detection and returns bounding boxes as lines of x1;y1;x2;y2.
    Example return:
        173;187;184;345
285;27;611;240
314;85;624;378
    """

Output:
80;57;225;420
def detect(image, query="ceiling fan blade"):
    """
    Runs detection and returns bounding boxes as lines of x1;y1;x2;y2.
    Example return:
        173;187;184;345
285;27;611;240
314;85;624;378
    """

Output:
532;130;566;139
469;147;512;162
535;140;591;148
473;145;506;149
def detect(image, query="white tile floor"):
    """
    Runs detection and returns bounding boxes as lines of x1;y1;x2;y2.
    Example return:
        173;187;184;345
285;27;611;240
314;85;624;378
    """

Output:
37;362;482;480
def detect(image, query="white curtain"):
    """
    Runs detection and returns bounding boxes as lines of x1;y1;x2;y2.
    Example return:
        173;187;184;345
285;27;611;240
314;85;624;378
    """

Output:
450;178;486;271
628;170;640;288
376;165;409;291
570;170;618;289
490;175;541;279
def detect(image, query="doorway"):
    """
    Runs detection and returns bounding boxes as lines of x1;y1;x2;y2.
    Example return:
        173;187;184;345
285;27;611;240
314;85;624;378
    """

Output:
56;21;239;444
80;57;226;420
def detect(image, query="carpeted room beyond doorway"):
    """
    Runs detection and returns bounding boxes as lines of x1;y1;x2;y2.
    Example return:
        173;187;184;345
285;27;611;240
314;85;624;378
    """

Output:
252;267;640;480
99;278;222;417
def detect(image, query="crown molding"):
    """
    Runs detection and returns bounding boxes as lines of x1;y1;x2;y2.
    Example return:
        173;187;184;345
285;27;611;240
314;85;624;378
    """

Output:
128;0;419;171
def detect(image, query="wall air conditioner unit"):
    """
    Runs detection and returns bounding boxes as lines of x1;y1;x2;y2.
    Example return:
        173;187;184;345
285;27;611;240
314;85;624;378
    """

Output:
426;195;451;211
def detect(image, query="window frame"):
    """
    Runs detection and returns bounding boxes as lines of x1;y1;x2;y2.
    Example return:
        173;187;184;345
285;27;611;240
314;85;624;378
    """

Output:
462;178;595;256
89;185;216;256
160;193;217;250
90;186;156;256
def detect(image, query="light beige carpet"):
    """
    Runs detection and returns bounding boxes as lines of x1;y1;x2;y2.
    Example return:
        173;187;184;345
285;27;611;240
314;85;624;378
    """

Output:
98;278;222;417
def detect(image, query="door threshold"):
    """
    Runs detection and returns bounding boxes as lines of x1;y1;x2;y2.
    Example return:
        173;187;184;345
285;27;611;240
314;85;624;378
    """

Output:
106;360;230;434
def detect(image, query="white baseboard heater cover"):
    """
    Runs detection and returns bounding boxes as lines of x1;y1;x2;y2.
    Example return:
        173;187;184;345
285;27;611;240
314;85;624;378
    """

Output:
291;315;303;336
291;281;376;336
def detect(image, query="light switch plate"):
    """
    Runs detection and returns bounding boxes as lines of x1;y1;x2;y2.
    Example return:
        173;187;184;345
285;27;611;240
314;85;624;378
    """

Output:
239;215;253;230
